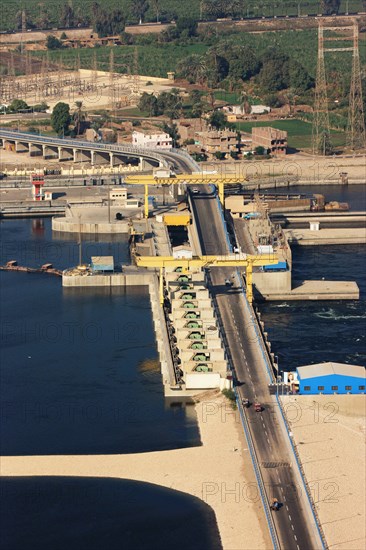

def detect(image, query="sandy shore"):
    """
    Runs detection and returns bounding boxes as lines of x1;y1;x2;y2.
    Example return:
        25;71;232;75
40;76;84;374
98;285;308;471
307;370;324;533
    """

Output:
0;392;271;550
281;395;366;550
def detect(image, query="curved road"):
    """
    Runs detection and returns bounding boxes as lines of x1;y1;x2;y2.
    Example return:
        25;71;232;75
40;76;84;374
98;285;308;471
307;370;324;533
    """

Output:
0;128;199;177
190;186;323;550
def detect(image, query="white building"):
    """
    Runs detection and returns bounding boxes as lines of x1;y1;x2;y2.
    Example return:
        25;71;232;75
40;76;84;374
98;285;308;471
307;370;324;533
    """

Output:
251;105;271;114
222;104;271;117
172;245;193;259
132;131;172;149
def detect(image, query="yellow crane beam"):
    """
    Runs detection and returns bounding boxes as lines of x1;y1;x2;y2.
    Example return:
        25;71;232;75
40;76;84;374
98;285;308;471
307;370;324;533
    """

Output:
135;254;278;304
124;173;247;218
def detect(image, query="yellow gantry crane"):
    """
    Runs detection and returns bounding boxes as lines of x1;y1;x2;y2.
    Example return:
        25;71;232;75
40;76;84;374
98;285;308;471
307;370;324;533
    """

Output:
134;254;278;304
124;173;248;218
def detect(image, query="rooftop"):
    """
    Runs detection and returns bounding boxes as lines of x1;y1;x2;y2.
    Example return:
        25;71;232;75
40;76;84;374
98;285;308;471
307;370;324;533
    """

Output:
297;362;365;380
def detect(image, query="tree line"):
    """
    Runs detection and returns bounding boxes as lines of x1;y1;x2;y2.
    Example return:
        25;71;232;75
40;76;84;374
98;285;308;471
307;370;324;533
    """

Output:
14;0;365;33
177;44;314;96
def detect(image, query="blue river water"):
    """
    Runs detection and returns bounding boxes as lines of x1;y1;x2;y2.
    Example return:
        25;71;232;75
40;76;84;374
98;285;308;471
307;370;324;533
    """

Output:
0;218;200;457
269;184;366;211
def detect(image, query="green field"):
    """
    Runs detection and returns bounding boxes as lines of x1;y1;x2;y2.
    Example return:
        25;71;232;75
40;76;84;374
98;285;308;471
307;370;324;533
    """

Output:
236;119;346;149
34;43;208;78
33;28;365;84
1;0;364;32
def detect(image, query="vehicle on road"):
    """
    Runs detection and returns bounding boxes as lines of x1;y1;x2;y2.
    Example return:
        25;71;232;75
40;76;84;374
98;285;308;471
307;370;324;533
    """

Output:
270;498;280;511
254;402;262;412
192;187;199;194
242;398;250;408
225;279;232;286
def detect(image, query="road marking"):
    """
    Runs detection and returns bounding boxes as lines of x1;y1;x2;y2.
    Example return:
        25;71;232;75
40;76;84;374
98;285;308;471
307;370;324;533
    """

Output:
267;438;270;444
283;496;286;501
286;505;289;511
288;515;292;521
264;430;268;436
291;525;295;531
294;535;297;541
297;545;300;550
280;487;284;493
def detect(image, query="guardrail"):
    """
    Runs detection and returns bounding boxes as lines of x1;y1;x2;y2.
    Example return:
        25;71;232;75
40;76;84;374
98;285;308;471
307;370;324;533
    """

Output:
205;267;280;550
236;387;280;550
170;148;201;172
275;396;328;549
217;198;328;549
193;192;280;549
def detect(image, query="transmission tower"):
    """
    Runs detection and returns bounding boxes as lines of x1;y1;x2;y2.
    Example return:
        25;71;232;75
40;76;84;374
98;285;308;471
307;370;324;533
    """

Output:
346;23;366;150
312;24;331;155
313;21;365;155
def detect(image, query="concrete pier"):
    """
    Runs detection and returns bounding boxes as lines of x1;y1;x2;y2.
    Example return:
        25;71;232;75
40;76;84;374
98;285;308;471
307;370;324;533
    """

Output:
62;267;153;287
53;217;130;234
257;279;360;301
285;227;366;245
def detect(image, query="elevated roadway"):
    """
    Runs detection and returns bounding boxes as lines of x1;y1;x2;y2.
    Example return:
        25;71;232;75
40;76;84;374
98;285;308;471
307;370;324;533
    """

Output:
0;129;199;173
190;186;324;550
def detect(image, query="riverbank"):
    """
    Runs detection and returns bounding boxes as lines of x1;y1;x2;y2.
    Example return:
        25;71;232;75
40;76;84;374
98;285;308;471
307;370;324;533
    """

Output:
202;155;366;186
0;392;271;550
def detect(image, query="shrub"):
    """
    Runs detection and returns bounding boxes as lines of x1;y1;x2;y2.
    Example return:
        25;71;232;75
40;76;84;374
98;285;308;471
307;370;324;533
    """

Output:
222;388;236;408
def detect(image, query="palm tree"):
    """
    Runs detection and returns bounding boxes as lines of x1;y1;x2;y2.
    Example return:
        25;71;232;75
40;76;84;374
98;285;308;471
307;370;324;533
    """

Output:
151;0;159;22
130;0;149;25
73;100;87;135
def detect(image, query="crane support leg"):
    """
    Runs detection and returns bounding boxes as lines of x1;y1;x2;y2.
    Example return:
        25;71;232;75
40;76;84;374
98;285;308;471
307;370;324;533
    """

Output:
144;184;149;219
246;262;253;304
218;182;224;206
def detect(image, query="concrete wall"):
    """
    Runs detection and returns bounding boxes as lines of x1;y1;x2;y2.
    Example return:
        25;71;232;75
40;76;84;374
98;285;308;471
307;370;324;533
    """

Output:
52;217;130;234
253;270;292;296
62;271;153;287
185;372;221;390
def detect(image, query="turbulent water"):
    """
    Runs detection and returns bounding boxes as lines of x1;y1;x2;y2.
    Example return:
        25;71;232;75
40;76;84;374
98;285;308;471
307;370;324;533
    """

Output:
259;244;366;370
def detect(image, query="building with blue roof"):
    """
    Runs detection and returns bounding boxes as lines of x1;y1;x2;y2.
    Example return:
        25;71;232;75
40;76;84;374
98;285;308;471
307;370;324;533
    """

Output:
296;362;365;395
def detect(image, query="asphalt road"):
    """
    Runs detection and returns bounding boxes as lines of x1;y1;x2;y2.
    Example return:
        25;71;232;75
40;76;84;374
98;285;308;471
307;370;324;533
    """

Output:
190;186;321;550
